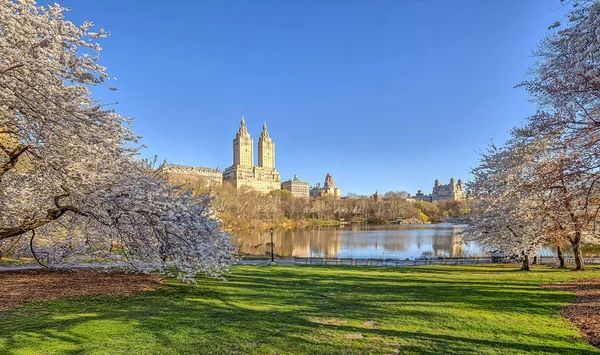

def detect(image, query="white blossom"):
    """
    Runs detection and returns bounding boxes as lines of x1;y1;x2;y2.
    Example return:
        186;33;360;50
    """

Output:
0;0;234;281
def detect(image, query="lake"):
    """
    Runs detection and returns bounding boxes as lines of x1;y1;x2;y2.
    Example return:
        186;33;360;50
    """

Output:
234;223;599;259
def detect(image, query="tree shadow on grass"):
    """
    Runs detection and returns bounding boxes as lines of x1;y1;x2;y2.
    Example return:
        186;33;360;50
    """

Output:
0;266;598;354
0;292;594;355
219;268;581;317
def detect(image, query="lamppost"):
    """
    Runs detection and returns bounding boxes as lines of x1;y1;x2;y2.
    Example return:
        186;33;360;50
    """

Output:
269;227;275;264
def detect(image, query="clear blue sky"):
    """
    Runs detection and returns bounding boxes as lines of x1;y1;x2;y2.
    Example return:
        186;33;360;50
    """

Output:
66;0;568;196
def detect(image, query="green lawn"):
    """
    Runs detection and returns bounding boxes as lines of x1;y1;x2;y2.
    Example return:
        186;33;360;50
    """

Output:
1;265;600;354
0;258;34;266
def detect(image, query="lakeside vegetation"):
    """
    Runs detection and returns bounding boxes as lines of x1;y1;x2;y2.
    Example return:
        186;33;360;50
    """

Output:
1;264;599;354
184;182;475;232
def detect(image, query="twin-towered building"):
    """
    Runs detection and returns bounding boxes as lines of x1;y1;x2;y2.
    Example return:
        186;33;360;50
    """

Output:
159;117;281;193
160;118;465;203
160;118;342;198
222;118;281;193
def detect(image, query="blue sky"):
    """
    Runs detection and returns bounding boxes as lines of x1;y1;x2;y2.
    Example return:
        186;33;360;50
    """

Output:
66;0;568;196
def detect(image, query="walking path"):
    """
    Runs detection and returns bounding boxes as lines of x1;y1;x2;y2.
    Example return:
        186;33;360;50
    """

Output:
2;256;598;271
0;258;492;271
241;257;494;266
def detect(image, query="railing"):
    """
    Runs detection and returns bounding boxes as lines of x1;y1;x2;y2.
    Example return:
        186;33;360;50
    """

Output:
292;257;493;266
537;256;600;265
240;255;600;266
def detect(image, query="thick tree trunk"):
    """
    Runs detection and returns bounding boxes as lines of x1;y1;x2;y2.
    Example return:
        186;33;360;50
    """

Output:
521;252;530;271
0;194;86;241
29;230;49;269
557;245;565;268
571;232;585;271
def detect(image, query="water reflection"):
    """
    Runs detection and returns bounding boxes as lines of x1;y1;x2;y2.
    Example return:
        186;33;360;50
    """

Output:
234;224;600;259
235;224;474;259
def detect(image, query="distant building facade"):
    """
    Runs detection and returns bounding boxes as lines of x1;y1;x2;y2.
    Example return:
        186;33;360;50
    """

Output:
159;163;222;188
432;178;465;201
309;183;322;198
310;173;341;199
222;118;281;193
413;190;430;202
413;178;466;202
371;190;383;202
281;175;310;198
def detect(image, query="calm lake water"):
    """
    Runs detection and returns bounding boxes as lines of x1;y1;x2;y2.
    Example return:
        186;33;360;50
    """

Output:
234;224;598;259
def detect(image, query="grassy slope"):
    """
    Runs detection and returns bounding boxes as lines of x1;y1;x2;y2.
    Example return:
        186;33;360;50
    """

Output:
1;265;600;355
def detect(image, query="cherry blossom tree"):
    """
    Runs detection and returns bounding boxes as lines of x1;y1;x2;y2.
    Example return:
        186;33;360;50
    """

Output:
464;141;552;271
511;0;600;270
467;126;600;271
519;129;600;270
0;0;234;280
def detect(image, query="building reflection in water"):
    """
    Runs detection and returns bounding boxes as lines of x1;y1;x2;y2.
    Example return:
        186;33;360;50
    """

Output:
235;224;482;259
235;224;598;259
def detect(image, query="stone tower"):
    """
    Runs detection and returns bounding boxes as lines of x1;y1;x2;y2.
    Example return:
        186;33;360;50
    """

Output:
258;121;275;169
324;173;335;189
223;117;281;193
309;173;341;199
233;116;253;167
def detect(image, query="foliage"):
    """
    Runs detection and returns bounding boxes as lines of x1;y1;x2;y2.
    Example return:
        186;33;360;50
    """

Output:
178;180;477;230
464;140;553;270
1;265;600;354
516;0;600;270
0;0;233;280
383;190;410;199
466;0;600;271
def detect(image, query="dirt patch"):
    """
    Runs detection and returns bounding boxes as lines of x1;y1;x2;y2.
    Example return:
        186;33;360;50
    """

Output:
0;269;162;312
312;318;347;326
543;278;600;348
362;320;377;329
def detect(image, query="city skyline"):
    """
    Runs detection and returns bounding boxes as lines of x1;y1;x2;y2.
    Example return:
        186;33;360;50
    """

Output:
64;0;571;195
165;117;463;198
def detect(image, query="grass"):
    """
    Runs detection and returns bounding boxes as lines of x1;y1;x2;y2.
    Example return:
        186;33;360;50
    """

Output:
309;219;341;227
0;257;35;266
1;264;600;354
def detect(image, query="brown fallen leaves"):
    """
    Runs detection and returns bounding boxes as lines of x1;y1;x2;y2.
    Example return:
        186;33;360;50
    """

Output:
543;278;600;348
0;269;162;312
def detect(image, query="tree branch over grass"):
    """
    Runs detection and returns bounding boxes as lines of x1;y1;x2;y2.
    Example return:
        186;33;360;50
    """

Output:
0;0;234;281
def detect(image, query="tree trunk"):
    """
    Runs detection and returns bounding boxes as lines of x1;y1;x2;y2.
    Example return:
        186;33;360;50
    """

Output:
571;232;585;271
532;254;538;264
556;245;565;268
521;252;530;271
29;230;49;269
